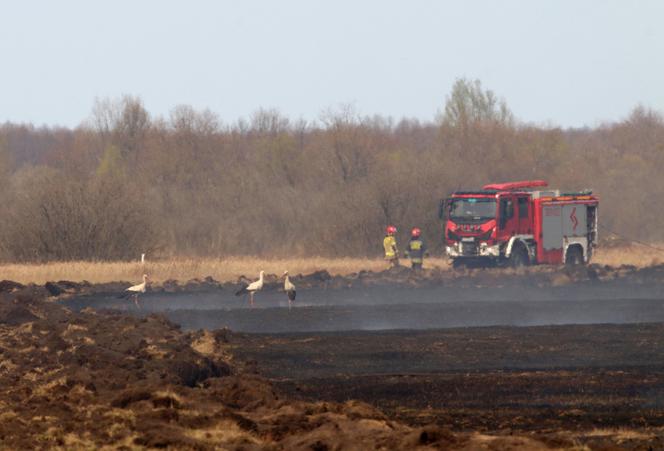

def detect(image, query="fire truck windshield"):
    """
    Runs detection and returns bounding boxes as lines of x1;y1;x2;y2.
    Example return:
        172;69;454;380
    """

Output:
449;198;496;222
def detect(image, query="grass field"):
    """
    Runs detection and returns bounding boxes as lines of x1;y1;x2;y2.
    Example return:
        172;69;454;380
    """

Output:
0;245;661;285
594;243;664;267
0;257;452;285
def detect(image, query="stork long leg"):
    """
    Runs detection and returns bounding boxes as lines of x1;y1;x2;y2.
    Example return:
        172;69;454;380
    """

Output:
249;292;254;308
134;294;140;308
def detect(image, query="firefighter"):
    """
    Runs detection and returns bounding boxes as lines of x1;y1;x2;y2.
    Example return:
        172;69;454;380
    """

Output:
383;225;399;268
405;227;427;270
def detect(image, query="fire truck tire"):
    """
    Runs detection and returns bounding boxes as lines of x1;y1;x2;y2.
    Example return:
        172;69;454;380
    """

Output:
509;243;529;268
565;246;584;266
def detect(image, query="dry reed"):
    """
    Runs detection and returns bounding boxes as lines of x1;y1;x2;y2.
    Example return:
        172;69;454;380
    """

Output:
0;244;661;285
0;257;451;285
593;244;664;268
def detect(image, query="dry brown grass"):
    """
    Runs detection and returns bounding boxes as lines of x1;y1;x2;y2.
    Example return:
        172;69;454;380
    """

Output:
593;244;664;267
0;257;451;285
583;427;656;441
0;244;661;285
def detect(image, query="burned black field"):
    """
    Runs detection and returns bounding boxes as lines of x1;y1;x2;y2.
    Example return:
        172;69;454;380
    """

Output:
64;263;664;333
5;264;664;449
233;324;664;436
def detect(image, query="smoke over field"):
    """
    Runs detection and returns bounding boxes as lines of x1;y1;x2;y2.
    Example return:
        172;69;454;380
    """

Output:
62;263;664;333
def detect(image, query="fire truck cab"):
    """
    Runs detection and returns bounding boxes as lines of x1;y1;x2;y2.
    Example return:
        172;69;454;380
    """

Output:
442;180;599;267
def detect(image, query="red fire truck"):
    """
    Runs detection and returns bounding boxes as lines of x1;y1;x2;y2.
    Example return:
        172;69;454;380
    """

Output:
442;180;599;267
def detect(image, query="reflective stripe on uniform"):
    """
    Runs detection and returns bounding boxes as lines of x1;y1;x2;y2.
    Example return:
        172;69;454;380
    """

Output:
383;236;397;258
407;239;425;262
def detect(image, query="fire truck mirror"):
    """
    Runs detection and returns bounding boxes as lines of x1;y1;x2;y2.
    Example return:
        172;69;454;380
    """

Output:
438;200;447;220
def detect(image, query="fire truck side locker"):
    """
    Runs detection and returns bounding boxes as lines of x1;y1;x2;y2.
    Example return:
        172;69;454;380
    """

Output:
535;199;595;265
537;203;563;264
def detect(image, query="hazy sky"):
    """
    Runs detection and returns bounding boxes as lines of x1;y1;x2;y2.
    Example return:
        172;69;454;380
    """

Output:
1;0;663;128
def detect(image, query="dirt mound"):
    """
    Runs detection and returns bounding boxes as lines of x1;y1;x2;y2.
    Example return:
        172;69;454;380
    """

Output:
0;302;38;325
0;288;574;449
266;262;664;291
6;262;664;304
43;279;88;296
0;291;232;448
0;279;25;293
144;263;664;295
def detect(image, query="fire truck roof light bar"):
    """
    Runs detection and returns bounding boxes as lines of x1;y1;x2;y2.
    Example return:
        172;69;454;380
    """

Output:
482;180;548;191
453;190;498;196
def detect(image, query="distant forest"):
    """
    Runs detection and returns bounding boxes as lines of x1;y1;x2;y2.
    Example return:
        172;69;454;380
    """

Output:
1;78;662;262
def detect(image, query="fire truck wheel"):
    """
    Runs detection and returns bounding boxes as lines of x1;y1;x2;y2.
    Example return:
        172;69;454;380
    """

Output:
509;244;529;268
565;246;584;266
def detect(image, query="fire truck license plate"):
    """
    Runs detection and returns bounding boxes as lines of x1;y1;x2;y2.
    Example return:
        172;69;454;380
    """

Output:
461;237;475;242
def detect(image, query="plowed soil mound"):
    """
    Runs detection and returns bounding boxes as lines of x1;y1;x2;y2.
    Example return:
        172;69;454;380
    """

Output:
0;288;513;450
51;263;664;300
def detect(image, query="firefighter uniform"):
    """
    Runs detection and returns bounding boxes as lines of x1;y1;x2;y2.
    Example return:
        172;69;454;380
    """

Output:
383;234;399;267
405;237;426;269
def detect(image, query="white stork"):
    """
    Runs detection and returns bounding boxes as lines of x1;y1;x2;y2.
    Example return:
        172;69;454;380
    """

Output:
283;271;296;310
235;270;264;308
125;274;148;308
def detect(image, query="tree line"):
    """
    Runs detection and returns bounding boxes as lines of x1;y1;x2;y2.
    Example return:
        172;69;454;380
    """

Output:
0;78;662;262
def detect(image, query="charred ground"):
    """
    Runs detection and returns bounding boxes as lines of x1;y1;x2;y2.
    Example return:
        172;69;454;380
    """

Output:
61;263;664;333
233;325;664;440
2;264;664;449
0;288;457;450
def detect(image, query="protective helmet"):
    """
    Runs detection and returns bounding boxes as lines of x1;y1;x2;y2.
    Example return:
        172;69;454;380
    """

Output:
411;227;421;238
386;225;397;235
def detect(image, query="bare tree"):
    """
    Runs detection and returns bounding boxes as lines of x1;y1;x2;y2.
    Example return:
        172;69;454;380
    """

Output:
1;91;664;261
90;95;150;164
440;78;513;129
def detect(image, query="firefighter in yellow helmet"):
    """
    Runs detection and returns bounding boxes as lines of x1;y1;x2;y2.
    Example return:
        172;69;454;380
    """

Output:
383;225;399;268
405;227;427;270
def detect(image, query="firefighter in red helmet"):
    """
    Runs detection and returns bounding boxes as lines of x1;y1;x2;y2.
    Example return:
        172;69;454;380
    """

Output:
405;227;427;270
383;225;399;268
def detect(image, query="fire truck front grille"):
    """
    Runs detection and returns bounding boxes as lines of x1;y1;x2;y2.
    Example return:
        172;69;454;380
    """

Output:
460;241;478;255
